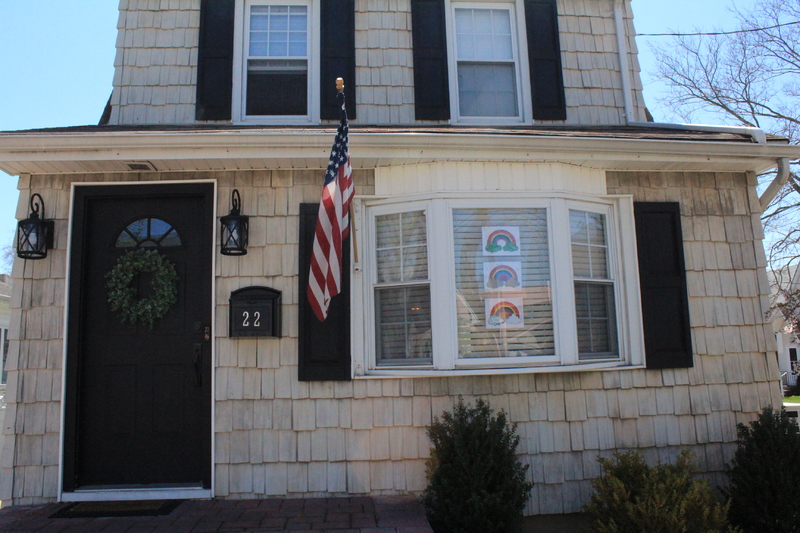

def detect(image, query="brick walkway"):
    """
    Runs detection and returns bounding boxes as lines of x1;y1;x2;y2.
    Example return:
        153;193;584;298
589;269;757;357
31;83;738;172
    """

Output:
0;496;434;532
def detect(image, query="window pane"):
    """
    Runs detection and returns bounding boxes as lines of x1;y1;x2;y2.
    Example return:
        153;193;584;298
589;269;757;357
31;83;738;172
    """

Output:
570;210;609;280
150;218;171;239
403;246;428;280
270;13;288;31
455;8;512;61
458;63;517;117
376;213;400;248
377;248;401;282
115;218;180;249
376;286;432;364
246;66;308;115
574;282;618;357
376;211;428;283
571;244;591;278
453;208;554;359
249;5;307;59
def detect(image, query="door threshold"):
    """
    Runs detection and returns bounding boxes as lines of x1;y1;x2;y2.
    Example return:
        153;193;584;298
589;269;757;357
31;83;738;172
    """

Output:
61;487;212;502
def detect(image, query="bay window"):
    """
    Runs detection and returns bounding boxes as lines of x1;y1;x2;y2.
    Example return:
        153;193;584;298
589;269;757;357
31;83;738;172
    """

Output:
358;195;643;375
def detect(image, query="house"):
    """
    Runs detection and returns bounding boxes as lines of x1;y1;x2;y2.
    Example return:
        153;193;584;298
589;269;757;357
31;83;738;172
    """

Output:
768;265;800;389
0;273;10;500
0;0;797;516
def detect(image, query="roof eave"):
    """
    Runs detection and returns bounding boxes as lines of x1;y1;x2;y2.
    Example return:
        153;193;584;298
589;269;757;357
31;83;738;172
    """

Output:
0;129;798;176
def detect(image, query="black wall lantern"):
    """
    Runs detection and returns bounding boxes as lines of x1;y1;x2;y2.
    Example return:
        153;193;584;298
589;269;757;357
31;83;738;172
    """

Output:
220;189;249;256
17;193;54;260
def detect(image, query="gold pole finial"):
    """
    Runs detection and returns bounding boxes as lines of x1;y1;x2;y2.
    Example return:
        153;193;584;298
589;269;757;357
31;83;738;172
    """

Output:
336;78;344;93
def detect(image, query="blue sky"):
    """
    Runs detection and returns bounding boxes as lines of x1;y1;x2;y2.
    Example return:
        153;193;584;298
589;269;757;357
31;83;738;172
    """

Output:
0;0;759;273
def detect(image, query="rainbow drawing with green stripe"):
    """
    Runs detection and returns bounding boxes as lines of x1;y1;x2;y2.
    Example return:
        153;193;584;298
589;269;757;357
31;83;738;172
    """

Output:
481;226;520;255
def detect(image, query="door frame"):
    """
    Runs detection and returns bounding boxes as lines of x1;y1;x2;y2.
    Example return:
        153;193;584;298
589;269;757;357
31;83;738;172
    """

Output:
59;180;217;502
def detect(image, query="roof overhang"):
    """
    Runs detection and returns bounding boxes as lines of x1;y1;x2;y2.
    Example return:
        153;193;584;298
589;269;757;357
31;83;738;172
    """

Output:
0;127;799;176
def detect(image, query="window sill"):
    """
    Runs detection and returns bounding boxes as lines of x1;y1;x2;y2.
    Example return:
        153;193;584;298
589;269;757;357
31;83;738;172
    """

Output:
357;361;645;379
233;116;319;126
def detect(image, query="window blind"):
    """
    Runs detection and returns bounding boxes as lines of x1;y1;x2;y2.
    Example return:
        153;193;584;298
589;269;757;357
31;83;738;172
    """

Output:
570;210;618;358
453;208;554;358
375;211;432;364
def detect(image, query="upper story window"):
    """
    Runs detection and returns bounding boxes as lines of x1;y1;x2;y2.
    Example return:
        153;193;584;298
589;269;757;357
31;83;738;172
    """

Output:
447;1;530;124
115;218;181;249
410;0;566;123
247;4;309;116
453;7;521;118
233;0;320;123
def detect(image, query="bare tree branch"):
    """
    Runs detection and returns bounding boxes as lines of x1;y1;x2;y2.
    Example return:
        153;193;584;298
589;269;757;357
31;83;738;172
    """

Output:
650;0;800;330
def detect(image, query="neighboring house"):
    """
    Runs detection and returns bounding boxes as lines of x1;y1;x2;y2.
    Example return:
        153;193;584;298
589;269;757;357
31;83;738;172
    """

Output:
0;273;11;498
0;0;797;516
768;265;800;388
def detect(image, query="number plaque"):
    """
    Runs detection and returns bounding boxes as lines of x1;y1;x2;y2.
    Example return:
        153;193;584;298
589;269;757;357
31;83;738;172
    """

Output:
229;286;282;338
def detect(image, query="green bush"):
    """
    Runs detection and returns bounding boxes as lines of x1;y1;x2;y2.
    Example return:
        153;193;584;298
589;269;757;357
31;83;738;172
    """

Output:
423;397;533;533
726;407;800;532
585;450;733;533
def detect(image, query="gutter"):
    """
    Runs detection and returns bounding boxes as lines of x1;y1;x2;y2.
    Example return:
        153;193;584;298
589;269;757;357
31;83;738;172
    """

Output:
614;0;768;145
759;157;791;211
1;129;799;176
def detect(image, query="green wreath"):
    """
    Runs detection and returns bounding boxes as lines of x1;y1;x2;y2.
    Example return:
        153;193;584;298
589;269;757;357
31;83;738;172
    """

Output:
106;249;179;329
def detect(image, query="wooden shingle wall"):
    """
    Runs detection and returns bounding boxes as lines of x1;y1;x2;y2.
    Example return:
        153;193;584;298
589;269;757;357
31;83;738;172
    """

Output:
109;0;647;125
1;169;780;512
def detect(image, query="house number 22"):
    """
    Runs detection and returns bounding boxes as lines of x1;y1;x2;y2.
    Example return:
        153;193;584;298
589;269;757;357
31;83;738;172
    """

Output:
241;311;261;327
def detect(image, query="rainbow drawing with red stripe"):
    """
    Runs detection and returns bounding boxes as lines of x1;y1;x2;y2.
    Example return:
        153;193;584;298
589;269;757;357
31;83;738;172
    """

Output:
485;297;524;329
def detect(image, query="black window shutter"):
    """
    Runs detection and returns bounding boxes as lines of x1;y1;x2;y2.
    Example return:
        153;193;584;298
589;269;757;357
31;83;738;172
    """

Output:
195;0;235;121
524;0;566;121
298;203;352;381
411;0;450;120
634;202;693;369
320;0;356;120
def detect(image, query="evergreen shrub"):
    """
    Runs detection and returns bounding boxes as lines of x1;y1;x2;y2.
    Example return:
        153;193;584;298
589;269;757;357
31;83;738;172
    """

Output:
585;450;733;533
727;407;800;533
423;397;533;533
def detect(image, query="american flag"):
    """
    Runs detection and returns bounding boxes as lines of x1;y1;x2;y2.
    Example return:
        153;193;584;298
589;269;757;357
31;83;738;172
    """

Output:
307;91;354;322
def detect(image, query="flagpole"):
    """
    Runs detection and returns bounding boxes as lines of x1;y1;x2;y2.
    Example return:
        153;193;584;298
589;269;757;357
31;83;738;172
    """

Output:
337;77;359;265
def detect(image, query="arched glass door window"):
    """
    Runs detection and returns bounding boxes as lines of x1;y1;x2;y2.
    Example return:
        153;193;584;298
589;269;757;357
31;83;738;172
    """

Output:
115;217;182;248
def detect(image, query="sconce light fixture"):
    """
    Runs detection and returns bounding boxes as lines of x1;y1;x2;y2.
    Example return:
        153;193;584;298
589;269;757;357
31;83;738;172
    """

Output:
17;193;54;260
220;189;249;256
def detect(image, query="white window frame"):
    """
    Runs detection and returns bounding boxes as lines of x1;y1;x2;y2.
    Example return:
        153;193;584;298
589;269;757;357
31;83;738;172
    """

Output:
444;0;533;125
354;192;645;377
232;0;321;124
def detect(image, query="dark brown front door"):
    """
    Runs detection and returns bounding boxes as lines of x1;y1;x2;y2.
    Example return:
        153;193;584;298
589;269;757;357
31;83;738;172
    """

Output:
64;183;213;491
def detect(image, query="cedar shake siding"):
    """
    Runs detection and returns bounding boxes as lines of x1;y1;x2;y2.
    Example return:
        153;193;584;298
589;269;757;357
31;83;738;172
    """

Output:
109;0;646;125
0;167;780;508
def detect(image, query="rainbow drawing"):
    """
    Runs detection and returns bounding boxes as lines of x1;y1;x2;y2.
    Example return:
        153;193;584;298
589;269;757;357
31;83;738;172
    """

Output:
483;262;522;290
485;297;524;329
482;226;521;256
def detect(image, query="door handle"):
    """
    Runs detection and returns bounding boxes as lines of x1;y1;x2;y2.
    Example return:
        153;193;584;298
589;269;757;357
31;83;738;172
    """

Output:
193;343;203;387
